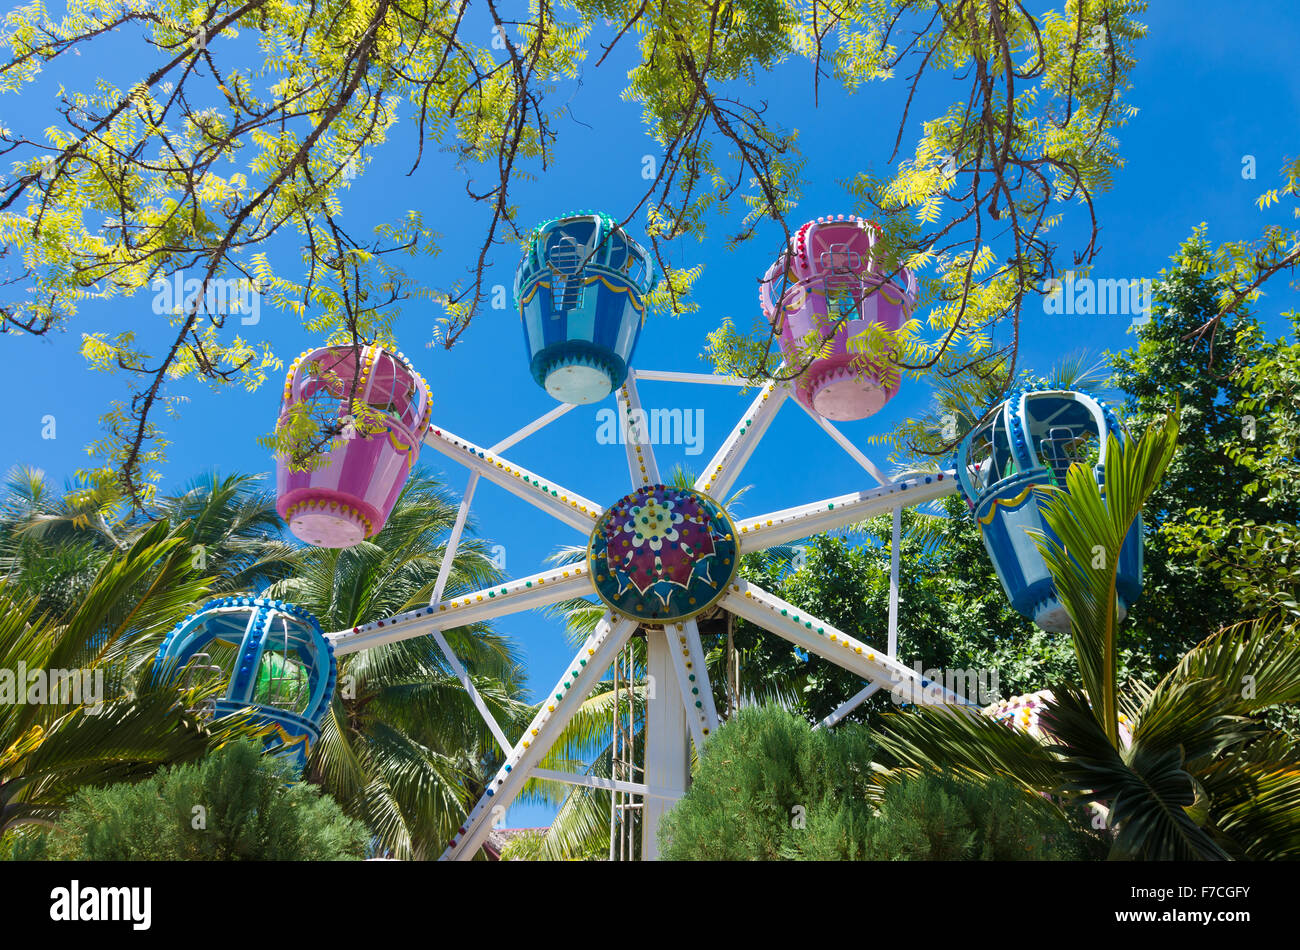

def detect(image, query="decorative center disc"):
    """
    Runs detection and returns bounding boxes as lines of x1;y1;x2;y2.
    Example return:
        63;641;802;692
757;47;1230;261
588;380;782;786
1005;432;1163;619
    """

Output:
588;485;738;623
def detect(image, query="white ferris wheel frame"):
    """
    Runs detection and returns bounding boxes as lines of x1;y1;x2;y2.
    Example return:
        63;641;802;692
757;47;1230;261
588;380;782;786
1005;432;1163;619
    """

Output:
322;369;972;860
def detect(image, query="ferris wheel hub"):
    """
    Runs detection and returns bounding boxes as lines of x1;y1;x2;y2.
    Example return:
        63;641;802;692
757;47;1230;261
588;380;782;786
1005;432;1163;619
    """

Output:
587;484;739;624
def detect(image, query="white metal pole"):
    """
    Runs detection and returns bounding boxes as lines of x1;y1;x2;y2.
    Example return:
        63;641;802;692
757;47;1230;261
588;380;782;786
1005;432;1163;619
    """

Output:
641;627;689;860
813;682;882;730
430;473;479;606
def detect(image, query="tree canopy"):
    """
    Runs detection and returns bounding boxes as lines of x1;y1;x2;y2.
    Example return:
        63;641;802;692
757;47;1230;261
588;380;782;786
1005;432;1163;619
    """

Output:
15;0;1290;508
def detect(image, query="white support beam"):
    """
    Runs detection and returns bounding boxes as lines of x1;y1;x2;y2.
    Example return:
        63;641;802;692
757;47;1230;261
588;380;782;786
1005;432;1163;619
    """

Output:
416;472;513;753
642;627;689;861
442;614;640;860
429;627;512;754
662;619;719;748
529;768;676;800
616;374;661;486
327;566;594;655
488;402;577;455
631;369;750;387
423;424;600;534
796;402;891;486
430;473;479;606
720;579;975;707
813;682;882;731
695;382;788;500
735;472;958;552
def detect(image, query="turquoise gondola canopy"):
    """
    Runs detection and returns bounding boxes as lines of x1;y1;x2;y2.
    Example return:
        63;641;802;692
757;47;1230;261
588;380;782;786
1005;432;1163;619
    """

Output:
954;387;1144;632
155;597;337;772
514;211;654;404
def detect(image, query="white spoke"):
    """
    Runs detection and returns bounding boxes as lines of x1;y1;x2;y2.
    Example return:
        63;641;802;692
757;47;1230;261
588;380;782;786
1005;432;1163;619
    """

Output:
795;401;890;485
720;579;976;706
736;472;957;551
617;373;661;485
423;425;600;533
630;369;751;386
430;472;479;606
529;768;677;799
429;627;512;753
327;566;594;655
442;614;640;860
663;619;719;747
695;381;788;499
813;682;882;731
488;402;577;455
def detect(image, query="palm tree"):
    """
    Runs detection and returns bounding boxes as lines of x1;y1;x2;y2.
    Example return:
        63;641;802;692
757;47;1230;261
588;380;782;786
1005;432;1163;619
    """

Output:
0;520;259;835
0;466;295;612
874;411;1300;859
146;471;298;593
266;469;535;860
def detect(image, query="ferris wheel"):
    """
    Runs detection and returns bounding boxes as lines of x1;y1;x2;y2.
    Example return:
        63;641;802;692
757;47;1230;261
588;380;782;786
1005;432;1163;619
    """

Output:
156;210;1144;860
320;212;973;860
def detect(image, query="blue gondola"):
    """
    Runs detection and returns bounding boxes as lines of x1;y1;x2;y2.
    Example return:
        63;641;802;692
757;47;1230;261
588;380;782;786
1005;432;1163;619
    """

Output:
514;211;654;404
955;387;1144;632
155;597;337;772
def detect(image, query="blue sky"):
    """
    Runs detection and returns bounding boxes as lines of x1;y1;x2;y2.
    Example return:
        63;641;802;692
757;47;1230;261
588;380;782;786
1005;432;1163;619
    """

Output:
5;2;1299;827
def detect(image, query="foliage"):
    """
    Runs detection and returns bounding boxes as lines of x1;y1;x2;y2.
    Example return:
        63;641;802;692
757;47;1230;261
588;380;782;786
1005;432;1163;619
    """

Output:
1156;316;1300;621
0;0;1159;507
0;518;264;834
1108;231;1298;661
862;771;1090;860
876;415;1300;860
1031;405;1178;745
657;703;1083;860
20;740;366;860
658;704;877;860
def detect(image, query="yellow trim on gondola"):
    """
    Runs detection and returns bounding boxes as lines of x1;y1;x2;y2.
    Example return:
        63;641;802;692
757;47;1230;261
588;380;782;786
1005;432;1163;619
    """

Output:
519;275;646;313
265;722;312;752
977;484;1044;525
386;428;414;454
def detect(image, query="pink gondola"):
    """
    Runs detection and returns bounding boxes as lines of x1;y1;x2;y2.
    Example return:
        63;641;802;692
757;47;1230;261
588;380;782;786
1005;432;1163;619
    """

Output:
275;345;431;548
759;215;916;421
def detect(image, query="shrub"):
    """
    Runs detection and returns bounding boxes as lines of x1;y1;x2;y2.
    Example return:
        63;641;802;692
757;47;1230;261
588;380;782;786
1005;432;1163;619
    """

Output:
863;772;1090;860
19;740;367;861
658;704;877;860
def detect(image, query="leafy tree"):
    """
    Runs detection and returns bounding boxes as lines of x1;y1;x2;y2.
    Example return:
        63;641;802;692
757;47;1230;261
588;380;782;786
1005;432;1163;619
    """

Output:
23;740;367;860
0;0;1149;507
1107;231;1291;665
656;703;1083;860
1;466;296;614
1151;316;1300;622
